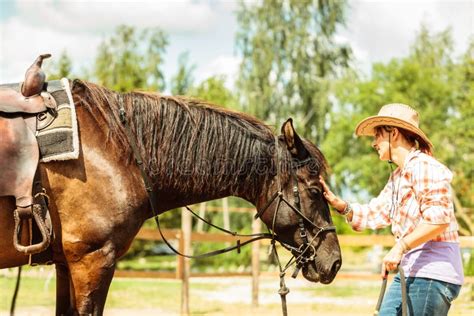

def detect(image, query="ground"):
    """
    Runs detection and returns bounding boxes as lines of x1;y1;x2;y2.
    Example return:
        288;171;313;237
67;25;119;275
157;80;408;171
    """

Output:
1;267;472;315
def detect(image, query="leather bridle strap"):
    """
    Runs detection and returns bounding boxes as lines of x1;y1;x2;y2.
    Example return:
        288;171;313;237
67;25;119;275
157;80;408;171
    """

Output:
374;267;407;316
185;205;265;238
156;215;275;258
254;191;281;220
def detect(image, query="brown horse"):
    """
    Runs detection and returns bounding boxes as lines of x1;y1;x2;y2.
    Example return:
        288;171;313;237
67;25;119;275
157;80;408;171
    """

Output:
0;80;341;315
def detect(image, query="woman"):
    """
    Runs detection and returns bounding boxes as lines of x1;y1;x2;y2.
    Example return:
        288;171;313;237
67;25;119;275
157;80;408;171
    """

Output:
320;103;464;315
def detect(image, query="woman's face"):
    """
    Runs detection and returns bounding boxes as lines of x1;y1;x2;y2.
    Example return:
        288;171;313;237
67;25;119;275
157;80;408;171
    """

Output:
372;128;391;161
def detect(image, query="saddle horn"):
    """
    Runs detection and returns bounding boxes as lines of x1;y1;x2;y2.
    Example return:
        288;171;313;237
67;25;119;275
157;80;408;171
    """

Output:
21;54;52;97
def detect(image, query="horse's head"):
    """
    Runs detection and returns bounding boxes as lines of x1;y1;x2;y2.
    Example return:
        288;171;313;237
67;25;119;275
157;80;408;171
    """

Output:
256;119;341;284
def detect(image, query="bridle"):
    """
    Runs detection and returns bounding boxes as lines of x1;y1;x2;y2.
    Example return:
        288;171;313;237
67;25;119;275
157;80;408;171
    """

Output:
249;137;337;315
254;137;337;277
119;103;336;315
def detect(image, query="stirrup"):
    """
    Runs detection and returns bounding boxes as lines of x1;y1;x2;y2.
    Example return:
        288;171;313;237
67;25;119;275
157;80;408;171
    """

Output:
13;204;51;255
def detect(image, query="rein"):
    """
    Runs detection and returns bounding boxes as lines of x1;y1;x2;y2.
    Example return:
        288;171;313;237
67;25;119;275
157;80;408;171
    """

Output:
374;267;407;316
118;100;334;315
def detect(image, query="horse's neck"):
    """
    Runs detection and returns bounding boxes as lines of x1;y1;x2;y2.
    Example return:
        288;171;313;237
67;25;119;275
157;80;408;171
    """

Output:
153;150;272;209
152;138;273;209
133;99;276;208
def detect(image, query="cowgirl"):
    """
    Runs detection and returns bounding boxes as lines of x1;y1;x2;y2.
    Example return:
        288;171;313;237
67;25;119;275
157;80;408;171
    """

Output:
320;103;464;315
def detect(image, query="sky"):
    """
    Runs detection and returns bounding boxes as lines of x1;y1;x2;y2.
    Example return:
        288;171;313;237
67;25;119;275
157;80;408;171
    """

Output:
0;0;472;93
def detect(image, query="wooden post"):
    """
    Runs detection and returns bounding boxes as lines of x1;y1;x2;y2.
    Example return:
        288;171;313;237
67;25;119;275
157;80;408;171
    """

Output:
251;218;261;307
176;231;183;279
180;207;192;315
223;197;230;230
196;202;207;232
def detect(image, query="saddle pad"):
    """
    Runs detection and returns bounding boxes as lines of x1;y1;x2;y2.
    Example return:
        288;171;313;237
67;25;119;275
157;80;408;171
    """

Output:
37;78;80;162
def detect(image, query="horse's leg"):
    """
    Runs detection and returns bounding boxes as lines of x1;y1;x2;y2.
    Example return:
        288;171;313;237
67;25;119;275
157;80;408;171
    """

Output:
55;263;73;315
65;243;116;315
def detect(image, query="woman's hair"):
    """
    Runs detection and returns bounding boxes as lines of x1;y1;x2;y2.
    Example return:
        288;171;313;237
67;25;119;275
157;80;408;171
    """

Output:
375;126;433;155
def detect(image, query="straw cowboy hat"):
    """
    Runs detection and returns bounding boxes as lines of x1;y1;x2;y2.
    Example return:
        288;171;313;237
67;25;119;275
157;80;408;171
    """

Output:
355;103;434;150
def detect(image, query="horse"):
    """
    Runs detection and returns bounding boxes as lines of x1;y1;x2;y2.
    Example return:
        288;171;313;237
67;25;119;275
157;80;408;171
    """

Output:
0;80;341;315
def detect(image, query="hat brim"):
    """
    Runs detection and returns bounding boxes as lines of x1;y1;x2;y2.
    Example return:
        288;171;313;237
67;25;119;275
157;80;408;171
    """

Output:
355;115;434;150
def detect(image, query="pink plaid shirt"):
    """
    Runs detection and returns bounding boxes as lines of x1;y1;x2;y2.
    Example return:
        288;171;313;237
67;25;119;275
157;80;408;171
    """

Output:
349;150;459;242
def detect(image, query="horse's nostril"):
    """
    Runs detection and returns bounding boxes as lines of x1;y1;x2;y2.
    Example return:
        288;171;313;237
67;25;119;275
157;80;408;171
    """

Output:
331;259;341;276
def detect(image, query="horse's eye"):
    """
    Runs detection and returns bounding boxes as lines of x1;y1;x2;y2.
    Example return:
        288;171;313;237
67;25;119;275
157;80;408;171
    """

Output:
307;186;321;196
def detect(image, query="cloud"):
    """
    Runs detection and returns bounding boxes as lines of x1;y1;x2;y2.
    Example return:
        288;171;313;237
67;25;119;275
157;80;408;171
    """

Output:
15;0;218;34
0;16;101;82
195;55;241;89
0;0;230;82
341;0;473;73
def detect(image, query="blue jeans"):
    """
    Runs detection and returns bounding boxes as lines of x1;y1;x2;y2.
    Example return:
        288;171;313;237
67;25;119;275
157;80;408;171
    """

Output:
379;274;461;316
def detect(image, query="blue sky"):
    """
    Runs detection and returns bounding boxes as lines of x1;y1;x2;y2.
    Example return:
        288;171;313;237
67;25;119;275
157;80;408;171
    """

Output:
0;0;472;93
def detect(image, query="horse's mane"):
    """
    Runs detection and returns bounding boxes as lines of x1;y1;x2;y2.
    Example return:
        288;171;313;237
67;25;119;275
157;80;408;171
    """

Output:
72;80;280;198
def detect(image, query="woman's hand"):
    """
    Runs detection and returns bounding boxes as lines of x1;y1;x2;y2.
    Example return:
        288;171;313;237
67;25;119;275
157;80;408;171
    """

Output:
381;243;404;277
319;176;347;213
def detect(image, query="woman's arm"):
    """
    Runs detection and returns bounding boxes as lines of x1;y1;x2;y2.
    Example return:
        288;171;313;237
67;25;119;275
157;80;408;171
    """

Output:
319;176;391;230
381;222;449;276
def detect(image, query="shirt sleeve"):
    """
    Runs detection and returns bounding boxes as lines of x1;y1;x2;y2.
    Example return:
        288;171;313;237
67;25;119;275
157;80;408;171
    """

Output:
348;180;392;231
410;160;453;224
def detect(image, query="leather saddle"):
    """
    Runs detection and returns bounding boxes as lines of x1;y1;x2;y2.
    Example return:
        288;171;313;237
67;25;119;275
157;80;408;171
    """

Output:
0;54;55;256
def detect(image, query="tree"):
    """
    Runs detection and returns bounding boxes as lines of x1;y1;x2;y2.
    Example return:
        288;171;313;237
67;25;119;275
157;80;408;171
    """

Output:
170;51;196;95
93;25;168;92
190;75;236;109
236;0;351;142
325;26;473;234
46;50;73;80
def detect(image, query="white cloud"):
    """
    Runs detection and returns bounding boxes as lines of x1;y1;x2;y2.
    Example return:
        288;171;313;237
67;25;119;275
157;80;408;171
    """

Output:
195;55;241;89
15;0;217;34
341;0;473;74
0;16;101;82
0;0;229;82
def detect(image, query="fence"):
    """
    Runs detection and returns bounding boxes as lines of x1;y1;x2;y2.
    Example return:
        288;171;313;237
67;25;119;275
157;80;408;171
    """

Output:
115;205;473;314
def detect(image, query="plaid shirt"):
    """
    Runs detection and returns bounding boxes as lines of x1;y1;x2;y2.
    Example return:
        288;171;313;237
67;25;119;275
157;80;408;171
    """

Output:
350;150;459;242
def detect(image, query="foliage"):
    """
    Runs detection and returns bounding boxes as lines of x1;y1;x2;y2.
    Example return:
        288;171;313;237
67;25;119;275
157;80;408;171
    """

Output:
464;249;474;276
190;75;238;110
191;242;252;272
93;25;168;92
324;26;473;233
170;51;196;95
45;50;73;80
236;0;351;143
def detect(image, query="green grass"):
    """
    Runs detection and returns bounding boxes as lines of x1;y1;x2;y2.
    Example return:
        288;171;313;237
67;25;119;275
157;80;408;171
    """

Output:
1;266;472;315
0;272;56;310
117;255;177;271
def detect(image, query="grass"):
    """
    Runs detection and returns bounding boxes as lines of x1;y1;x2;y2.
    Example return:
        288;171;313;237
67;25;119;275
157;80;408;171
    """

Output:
1;266;472;316
117;255;177;271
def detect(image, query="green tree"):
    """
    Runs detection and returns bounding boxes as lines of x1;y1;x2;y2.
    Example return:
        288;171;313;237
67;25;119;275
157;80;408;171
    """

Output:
190;75;236;109
94;25;168;92
170;51;196;95
46;50;73;80
236;0;351;142
325;26;473;234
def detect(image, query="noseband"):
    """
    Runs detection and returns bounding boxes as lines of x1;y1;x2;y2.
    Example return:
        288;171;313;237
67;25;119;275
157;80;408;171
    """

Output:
254;137;336;277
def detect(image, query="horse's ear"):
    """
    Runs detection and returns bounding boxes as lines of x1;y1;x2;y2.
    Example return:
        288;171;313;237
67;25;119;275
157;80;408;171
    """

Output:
281;118;309;159
71;79;87;96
